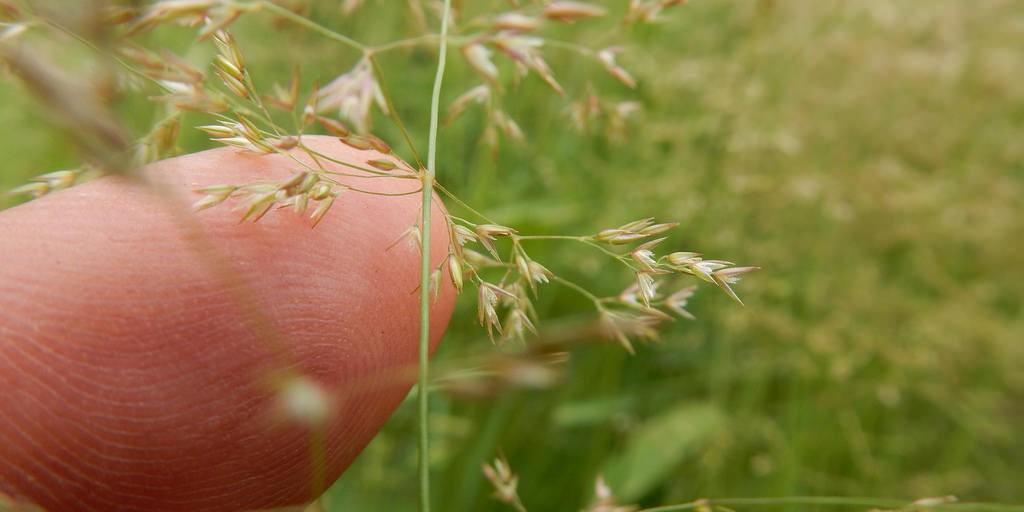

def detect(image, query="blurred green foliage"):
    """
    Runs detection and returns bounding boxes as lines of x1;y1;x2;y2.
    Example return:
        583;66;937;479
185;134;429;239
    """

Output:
2;0;1022;510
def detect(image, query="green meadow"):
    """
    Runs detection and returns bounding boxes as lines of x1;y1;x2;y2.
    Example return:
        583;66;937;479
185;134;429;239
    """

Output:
2;1;1021;510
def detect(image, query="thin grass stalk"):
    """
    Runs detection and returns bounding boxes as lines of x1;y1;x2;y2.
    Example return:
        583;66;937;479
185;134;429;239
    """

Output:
256;0;365;52
418;1;452;510
641;497;1024;512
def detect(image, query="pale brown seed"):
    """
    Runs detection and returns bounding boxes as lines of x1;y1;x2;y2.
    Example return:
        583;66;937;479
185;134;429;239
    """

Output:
368;159;397;171
492;12;542;32
318;116;351;137
339;135;374;151
366;135;392;154
463;44;500;84
309;196;335;227
447;254;464;292
544;1;607;23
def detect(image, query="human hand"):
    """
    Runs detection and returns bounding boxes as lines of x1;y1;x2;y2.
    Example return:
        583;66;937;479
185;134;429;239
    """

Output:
0;136;456;511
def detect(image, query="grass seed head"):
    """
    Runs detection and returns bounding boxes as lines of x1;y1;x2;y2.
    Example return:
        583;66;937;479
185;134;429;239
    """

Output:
318;57;387;133
274;136;299;150
639;222;678;236
478;284;503;339
527;261;551;286
502;308;538;344
630;237;666;271
447;253;464;292
292;193;309;215
8;168;96;200
586;475;638;512
192;184;237;211
481;456;520;506
341;0;366;16
912;496;959;507
276;375;330;427
278;171;309;194
690;259;732;282
544;1;607;23
492;110;525;141
711;265;759;305
338;134;374;151
599;309;664;354
595;218;672;245
626;0;688;25
667;251;702;266
197;7;243;41
317;116;352;137
666;285;697;320
446;84;491;124
463;44;500;85
635;272;658;307
309;182;332;201
240;191;277;222
309;195;336;228
478;282;516;341
493;33;565;95
463;248;498;268
211;30;252;98
198;124;236;138
429;269;442;301
6;182;50;199
128;0;219;35
0;22;27;42
367;158;397;171
492;12;542;33
365;134;392;154
392;225;422;253
453;224;478;246
266;66;301;110
474;224;517;259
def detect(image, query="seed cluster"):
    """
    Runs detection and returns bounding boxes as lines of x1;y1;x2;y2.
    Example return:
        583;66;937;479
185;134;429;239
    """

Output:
2;0;746;360
1;5;749;501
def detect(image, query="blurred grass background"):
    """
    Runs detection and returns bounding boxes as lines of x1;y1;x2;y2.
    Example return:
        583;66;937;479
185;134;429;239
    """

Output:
2;0;1023;510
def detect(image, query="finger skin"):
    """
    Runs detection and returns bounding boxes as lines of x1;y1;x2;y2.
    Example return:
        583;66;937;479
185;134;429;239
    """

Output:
0;136;455;511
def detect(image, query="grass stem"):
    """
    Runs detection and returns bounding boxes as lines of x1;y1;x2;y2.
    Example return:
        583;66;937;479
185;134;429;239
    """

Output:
641;497;1024;512
418;1;452;510
254;0;365;52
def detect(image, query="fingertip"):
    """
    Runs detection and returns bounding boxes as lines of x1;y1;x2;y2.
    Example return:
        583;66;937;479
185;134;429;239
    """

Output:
0;137;456;511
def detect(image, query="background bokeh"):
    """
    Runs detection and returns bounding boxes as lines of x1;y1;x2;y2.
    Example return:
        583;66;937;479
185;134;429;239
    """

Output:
2;1;1022;510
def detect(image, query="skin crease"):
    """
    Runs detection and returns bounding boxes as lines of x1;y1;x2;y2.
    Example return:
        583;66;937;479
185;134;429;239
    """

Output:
0;135;456;511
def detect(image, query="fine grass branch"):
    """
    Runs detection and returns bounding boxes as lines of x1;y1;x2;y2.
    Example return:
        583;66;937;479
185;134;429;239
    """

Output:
418;0;452;510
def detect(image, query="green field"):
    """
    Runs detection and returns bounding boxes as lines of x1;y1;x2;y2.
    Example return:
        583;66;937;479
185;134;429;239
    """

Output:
2;1;1022;510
